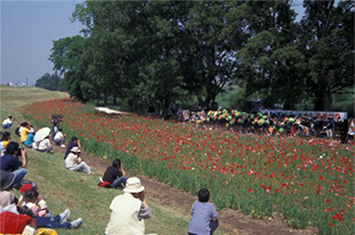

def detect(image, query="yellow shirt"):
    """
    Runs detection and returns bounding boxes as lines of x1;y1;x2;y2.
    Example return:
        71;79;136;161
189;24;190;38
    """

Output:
2;140;9;148
20;127;30;142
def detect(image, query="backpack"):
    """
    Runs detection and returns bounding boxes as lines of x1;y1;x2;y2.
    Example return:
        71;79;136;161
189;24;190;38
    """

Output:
15;126;21;136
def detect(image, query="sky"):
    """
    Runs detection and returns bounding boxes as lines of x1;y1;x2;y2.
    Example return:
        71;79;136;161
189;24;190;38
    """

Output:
1;0;84;86
1;0;305;86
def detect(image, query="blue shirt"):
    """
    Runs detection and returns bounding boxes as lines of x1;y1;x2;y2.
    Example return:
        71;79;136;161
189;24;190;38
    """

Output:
0;153;23;172
24;133;34;146
64;142;78;159
187;201;218;235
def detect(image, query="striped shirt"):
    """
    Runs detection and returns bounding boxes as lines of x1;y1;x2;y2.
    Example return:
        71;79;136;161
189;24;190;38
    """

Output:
187;201;218;235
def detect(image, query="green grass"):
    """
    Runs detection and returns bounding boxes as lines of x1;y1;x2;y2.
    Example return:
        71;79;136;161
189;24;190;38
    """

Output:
1;87;228;235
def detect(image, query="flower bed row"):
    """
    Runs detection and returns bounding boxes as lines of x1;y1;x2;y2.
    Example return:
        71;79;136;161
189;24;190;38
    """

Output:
23;98;355;234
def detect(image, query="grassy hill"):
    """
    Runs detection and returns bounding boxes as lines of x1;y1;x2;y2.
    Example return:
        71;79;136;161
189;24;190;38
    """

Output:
0;87;228;235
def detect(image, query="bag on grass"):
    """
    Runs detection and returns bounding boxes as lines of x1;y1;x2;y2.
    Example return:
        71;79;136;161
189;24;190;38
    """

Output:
0;211;32;234
98;181;111;188
15;126;21;136
36;228;58;235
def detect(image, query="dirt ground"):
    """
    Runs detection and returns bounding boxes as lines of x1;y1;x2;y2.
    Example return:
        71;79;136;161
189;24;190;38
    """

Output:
70;149;317;235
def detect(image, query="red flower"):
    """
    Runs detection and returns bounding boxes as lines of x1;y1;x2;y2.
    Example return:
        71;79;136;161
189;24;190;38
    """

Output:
325;199;330;203
335;213;344;221
329;223;333;226
248;188;252;192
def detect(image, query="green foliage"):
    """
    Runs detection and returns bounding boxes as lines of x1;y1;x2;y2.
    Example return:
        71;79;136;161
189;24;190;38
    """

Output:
50;0;354;113
35;73;65;91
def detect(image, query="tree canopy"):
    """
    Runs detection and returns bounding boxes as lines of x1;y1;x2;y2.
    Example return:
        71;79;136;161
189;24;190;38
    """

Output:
35;73;65;91
49;0;354;111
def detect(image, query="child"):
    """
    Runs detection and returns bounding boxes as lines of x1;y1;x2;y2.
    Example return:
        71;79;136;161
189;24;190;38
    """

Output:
21;187;84;229
100;159;127;189
17;184;51;218
53;128;66;147
22;188;51;218
187;189;219;235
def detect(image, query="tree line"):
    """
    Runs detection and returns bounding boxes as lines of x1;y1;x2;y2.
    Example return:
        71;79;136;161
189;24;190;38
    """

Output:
49;0;354;112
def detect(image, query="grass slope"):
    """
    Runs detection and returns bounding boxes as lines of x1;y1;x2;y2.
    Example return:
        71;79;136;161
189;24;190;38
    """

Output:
0;87;227;235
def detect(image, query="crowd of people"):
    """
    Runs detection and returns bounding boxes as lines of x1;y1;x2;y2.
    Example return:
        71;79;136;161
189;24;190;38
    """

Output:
0;116;87;232
176;108;354;146
1;114;220;234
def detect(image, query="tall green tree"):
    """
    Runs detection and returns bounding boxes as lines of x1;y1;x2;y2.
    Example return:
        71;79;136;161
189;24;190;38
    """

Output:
49;35;87;101
235;1;307;109
301;0;354;111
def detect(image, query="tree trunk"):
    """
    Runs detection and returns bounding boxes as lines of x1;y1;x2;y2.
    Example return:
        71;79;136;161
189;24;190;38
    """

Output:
323;87;332;111
314;81;332;111
283;100;295;110
104;89;108;106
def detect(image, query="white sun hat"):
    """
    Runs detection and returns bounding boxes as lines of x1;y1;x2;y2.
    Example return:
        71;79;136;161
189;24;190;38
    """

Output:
123;177;145;193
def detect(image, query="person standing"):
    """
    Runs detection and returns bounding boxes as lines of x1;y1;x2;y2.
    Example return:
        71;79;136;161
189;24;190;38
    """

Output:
0;142;27;189
105;177;152;235
2;116;14;129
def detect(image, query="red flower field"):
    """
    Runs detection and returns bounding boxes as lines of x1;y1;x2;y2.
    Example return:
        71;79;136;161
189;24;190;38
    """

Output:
23;98;355;234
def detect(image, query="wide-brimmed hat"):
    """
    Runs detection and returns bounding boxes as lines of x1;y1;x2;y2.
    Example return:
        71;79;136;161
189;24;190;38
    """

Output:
71;147;81;153
1;170;16;190
123;177;145;193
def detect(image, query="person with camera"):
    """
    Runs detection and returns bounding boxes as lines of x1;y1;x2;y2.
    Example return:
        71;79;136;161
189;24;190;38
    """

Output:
105;177;152;235
0;141;28;189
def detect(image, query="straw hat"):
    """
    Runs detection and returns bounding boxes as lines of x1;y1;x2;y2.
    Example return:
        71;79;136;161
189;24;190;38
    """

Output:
1;170;15;190
123;177;145;193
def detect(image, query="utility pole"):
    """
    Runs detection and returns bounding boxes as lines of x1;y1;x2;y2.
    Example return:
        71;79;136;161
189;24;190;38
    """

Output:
26;77;28;86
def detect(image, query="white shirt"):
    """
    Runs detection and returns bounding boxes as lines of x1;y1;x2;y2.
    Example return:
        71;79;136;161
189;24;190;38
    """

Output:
38;138;52;150
54;131;64;140
2;118;12;125
105;193;145;235
65;152;82;169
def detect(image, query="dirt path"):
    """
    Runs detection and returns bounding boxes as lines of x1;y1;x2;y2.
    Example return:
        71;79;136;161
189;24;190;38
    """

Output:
72;150;317;235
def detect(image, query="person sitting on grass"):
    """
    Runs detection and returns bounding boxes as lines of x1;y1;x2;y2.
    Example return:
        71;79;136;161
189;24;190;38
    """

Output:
65;147;92;174
0;131;11;156
23;129;35;148
0;142;27;190
37;135;53;153
20;122;31;144
17;183;52;218
0;170;83;230
187;188;219;235
100;159;127;189
0;170;18;209
105;177;152;235
64;136;81;160
53;128;66;147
